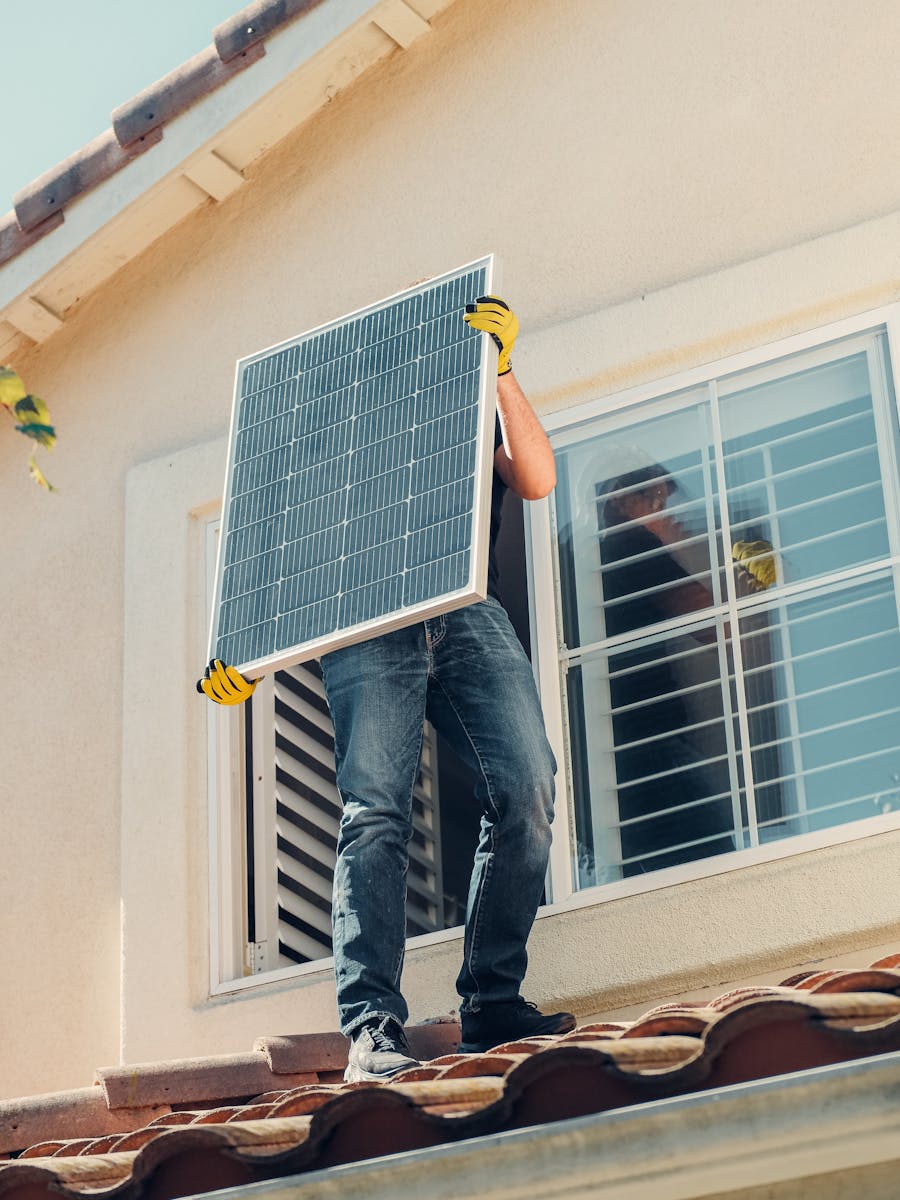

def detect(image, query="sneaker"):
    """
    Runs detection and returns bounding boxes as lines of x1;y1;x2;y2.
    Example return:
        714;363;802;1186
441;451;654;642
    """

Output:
344;1016;420;1082
458;998;576;1053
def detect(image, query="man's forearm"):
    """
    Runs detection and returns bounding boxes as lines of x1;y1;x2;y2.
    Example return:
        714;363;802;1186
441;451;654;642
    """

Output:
494;371;557;500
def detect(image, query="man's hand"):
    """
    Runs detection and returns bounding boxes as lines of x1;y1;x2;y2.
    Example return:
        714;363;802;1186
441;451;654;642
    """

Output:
732;540;777;591
197;659;257;705
646;513;687;548
464;295;519;375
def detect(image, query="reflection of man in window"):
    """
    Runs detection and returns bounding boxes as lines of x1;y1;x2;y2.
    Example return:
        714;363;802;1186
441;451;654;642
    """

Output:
600;465;735;875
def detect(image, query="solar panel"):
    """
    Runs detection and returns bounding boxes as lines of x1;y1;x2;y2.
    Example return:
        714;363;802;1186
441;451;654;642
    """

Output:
208;255;498;678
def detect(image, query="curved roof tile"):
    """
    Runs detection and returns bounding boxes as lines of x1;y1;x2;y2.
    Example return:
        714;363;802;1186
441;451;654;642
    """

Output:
2;960;900;1195
0;0;326;269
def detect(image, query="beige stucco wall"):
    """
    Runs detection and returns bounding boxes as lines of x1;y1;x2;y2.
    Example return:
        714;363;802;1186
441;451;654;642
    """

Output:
3;0;900;1096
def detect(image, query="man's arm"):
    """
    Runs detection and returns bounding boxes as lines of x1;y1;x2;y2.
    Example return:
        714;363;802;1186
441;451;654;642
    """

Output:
494;370;556;500
463;295;556;501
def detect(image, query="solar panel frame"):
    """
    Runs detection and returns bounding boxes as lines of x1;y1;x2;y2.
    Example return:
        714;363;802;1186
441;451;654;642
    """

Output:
207;254;499;679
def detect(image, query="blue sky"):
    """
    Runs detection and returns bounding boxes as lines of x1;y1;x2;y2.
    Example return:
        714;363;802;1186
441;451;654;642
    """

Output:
1;0;245;212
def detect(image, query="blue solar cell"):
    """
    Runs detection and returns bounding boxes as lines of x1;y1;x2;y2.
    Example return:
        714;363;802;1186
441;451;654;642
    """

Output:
339;574;405;628
212;257;494;672
409;478;474;532
225;513;286;567
355;360;418;412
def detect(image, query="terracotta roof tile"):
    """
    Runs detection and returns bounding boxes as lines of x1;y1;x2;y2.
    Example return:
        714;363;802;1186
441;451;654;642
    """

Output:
0;1089;166;1159
870;952;900;969
0;0;326;268
110;44;265;150
96;1051;317;1110
213;0;323;62
256;1018;460;1074
4;957;900;1196
11;130;163;235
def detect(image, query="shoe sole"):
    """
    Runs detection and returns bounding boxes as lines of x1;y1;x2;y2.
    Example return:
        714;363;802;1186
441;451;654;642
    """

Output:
343;1061;418;1083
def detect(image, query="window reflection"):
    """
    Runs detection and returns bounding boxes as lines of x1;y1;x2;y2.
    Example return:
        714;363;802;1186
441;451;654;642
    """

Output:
598;464;735;875
553;332;900;891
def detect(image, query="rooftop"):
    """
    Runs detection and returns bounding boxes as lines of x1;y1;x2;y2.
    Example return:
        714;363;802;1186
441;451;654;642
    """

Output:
2;952;899;1199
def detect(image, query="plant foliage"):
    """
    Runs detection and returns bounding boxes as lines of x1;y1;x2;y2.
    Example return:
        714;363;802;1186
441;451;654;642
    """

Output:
0;366;57;490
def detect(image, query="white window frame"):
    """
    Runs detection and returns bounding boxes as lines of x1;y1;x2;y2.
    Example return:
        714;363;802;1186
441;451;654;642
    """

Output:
527;302;900;910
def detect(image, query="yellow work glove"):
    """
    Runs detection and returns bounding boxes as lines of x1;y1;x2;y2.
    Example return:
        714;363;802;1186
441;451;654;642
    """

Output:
463;295;519;375
197;659;257;705
732;540;777;591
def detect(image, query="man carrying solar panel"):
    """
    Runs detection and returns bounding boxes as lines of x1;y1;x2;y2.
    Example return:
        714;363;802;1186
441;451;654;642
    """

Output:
199;296;575;1081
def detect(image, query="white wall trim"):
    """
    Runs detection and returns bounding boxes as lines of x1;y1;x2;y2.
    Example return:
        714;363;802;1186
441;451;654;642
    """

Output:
518;209;900;415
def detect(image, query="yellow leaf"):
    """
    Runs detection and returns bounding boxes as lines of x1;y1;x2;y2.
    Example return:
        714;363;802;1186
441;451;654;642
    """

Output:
0;366;27;411
28;452;57;492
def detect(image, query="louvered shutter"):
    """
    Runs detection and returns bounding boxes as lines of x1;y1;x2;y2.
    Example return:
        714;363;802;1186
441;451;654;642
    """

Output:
245;661;445;970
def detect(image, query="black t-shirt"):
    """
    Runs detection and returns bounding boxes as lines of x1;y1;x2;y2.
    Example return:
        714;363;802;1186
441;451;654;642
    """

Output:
487;417;507;600
601;522;690;734
601;524;690;637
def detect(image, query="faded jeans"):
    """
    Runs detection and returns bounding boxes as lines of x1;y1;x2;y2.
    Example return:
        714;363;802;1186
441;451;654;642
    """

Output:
319;596;556;1036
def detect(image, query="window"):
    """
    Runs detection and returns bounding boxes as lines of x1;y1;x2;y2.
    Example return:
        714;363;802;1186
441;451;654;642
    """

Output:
544;323;900;894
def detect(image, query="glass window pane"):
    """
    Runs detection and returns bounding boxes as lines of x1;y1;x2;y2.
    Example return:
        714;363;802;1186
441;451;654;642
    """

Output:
554;393;719;652
568;620;740;887
719;350;892;593
736;574;900;842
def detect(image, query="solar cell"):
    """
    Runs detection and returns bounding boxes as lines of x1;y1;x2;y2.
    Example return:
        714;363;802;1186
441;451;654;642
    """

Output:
209;256;497;677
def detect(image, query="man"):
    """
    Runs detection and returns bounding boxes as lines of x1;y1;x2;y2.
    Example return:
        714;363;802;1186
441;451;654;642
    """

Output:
200;296;575;1081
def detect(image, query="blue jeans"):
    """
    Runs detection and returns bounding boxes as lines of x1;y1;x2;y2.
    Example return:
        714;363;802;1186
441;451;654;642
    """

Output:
320;597;556;1036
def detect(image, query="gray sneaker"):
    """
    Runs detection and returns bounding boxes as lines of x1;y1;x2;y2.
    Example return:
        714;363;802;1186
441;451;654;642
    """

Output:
344;1016;420;1082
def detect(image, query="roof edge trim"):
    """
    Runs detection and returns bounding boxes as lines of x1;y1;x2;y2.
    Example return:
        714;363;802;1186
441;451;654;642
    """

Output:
201;1049;900;1200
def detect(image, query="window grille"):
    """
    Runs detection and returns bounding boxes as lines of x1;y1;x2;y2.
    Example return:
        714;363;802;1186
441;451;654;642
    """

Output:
551;330;900;890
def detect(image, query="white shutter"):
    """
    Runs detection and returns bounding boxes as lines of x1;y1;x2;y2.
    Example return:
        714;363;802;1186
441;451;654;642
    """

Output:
247;661;445;969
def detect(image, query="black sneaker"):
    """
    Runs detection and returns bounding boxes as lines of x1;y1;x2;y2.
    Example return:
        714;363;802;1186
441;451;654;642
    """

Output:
458;998;576;1053
344;1016;420;1082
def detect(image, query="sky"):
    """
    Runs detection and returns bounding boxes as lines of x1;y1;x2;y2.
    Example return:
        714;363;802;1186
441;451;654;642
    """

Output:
1;0;246;211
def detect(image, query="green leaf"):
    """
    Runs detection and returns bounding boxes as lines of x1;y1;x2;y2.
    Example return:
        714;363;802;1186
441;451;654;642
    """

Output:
15;421;56;449
0;366;27;411
28;452;56;492
14;393;52;426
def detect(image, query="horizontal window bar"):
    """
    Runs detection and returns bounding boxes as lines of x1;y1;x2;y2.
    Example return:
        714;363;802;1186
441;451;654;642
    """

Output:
744;742;898;795
752;784;899;830
618;826;737;869
562;560;898;663
728;480;883;537
612;713;730;754
725;441;877;499
615;751;731;791
739;663;900;725
608;675;726;718
722;405;872;465
614;788;735;829
743;703;900;759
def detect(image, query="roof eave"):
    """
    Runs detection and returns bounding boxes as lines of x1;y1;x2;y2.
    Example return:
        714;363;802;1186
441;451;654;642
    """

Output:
0;0;444;355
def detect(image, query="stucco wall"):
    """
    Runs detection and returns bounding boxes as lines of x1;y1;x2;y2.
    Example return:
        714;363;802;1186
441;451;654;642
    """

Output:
3;0;900;1095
